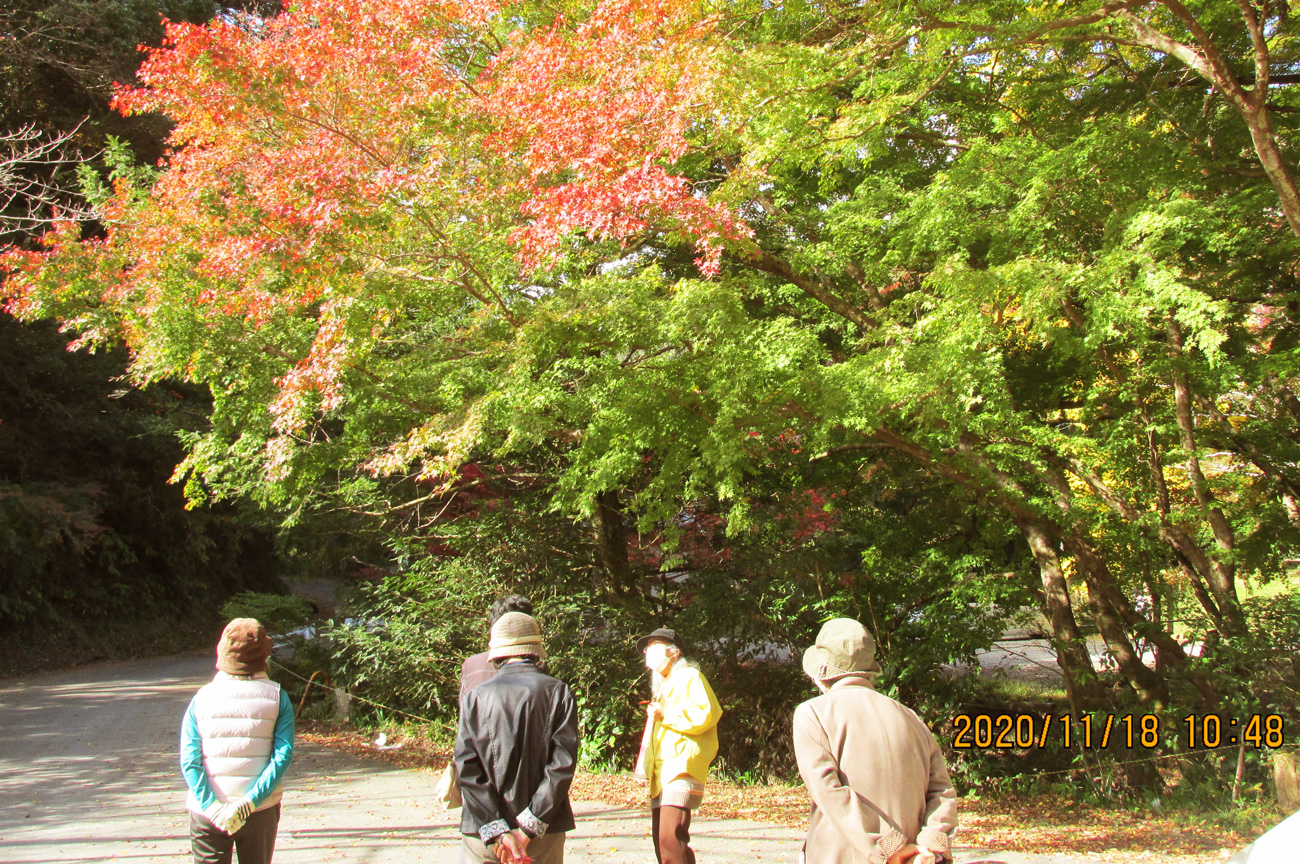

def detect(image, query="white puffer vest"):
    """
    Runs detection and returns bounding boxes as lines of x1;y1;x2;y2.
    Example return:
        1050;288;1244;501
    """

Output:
187;672;284;814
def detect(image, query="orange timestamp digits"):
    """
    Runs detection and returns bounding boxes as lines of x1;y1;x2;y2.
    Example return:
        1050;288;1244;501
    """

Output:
1183;714;1286;749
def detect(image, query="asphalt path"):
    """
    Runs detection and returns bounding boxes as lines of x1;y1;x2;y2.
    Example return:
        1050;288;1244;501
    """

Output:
0;653;1120;863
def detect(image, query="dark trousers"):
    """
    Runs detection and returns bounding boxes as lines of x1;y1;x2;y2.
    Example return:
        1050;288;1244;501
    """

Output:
190;805;280;864
652;805;695;864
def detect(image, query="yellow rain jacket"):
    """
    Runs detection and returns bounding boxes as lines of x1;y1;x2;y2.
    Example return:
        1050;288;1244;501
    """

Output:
647;663;723;799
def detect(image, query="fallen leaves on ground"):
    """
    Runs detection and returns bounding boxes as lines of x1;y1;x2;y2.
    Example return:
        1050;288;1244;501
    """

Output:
951;794;1251;863
301;723;1258;863
300;720;452;773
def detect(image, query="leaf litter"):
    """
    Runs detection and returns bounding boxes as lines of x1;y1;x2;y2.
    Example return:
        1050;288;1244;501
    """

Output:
301;723;1268;863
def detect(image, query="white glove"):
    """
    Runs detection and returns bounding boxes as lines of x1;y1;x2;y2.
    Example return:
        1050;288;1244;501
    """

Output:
201;800;224;826
212;797;255;835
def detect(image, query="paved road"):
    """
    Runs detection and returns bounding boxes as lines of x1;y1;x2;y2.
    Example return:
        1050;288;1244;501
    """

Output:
0;653;1116;863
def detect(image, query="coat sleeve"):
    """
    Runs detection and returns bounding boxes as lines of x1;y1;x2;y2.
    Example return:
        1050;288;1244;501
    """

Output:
455;690;509;844
179;697;219;811
659;668;722;736
793;701;906;861
243;688;295;807
915;726;958;857
519;683;579;838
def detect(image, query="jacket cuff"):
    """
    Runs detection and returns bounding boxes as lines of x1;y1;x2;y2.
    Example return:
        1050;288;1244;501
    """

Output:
517;808;548;838
870;828;908;864
917;826;951;856
479;819;509;845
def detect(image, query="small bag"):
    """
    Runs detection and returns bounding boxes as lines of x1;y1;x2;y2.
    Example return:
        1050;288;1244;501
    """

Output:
434;759;462;810
633;712;655;780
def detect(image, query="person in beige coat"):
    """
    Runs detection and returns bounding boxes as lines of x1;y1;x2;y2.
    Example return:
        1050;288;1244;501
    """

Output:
793;619;957;864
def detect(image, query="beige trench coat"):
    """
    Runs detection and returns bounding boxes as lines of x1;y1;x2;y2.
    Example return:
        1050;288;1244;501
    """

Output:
792;676;957;864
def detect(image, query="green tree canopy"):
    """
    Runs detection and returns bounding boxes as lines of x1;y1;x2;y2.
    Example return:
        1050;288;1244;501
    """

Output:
5;0;1300;766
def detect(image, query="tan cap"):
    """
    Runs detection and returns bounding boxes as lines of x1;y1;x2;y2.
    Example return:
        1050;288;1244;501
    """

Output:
802;618;881;683
488;611;547;661
216;618;273;676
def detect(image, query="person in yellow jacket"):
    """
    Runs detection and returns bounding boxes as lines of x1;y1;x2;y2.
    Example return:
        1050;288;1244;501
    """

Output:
636;627;723;864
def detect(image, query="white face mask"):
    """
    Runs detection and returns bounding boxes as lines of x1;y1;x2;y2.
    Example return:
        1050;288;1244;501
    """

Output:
644;642;673;673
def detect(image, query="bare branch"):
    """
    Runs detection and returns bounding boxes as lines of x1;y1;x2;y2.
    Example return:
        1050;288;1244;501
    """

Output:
0;124;97;242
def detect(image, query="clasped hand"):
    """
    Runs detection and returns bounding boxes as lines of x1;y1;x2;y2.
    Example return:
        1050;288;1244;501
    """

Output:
886;844;941;864
493;828;532;864
208;797;255;835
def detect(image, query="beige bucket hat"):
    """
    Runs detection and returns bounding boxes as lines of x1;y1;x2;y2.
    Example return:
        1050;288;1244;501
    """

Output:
802;618;881;683
488;611;548;661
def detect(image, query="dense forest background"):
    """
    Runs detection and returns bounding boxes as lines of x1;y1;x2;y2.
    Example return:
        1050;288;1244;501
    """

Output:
3;0;1299;802
0;0;290;669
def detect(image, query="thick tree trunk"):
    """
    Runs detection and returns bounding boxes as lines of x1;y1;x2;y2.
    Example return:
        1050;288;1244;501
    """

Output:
1168;320;1246;633
1243;104;1300;241
1042;455;1216;705
1016;519;1103;712
1038;458;1196;705
887;429;1182;706
1128;399;1233;631
1061;532;1168;706
1172;547;1222;628
1119;4;1300;241
594;490;634;594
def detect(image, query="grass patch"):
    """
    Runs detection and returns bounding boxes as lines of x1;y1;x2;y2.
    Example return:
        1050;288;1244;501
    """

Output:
968;672;1069;705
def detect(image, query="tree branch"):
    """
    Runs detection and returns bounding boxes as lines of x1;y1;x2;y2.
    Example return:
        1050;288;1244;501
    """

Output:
753;249;878;333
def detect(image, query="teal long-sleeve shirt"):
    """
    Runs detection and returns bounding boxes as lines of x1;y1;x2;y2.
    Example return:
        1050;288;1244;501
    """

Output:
180;688;295;811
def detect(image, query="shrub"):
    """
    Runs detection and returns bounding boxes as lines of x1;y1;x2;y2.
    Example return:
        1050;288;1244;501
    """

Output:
220;591;314;635
329;522;1014;780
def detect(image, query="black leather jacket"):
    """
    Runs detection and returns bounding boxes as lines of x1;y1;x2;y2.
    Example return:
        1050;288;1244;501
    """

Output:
454;658;579;843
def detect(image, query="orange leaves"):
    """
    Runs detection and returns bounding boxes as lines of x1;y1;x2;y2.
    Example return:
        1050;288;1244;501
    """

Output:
271;299;355;434
11;0;750;339
111;0;750;301
106;0;493;326
120;1;481;127
486;0;750;275
0;220;126;347
2;0;757;476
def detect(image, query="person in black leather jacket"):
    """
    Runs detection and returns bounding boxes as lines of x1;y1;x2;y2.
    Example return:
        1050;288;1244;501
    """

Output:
454;611;579;864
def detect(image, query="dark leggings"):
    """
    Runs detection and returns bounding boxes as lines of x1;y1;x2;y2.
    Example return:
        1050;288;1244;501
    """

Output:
652;804;695;864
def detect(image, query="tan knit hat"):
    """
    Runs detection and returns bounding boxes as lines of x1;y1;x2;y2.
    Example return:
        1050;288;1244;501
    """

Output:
488;611;547;661
216;618;274;676
802;618;881;683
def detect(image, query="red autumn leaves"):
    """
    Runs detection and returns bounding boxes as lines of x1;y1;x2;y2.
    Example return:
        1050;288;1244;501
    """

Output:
2;0;750;438
488;0;749;275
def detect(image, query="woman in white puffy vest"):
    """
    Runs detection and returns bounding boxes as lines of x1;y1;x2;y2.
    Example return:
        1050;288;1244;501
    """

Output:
180;618;295;864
